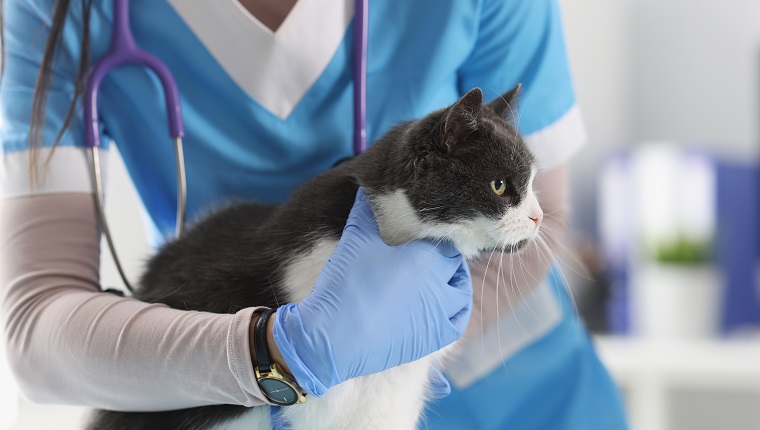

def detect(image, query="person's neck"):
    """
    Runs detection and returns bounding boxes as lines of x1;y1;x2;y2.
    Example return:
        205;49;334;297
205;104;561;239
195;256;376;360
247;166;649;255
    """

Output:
237;0;298;32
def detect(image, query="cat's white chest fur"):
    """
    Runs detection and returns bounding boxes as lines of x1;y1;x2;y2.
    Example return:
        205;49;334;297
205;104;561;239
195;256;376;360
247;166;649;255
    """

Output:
218;238;443;430
216;179;541;429
281;238;340;304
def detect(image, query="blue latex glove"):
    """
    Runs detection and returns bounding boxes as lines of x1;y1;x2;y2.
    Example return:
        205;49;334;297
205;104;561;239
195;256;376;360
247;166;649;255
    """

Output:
272;188;472;397
429;363;452;399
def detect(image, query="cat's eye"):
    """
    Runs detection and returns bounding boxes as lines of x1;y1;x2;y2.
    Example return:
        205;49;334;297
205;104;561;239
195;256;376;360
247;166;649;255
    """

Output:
491;179;507;196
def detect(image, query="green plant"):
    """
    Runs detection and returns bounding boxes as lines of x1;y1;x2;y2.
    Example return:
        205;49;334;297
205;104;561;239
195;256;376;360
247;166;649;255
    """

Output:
652;233;713;265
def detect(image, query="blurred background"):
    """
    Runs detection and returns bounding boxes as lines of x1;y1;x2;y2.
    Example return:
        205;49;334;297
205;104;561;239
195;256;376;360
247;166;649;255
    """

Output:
564;1;760;430
3;0;760;429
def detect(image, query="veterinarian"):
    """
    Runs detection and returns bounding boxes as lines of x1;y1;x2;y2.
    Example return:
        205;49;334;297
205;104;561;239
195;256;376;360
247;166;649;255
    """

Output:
0;0;627;429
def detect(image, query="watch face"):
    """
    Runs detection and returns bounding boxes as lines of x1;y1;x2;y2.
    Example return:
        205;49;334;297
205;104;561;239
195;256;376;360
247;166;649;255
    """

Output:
259;377;298;405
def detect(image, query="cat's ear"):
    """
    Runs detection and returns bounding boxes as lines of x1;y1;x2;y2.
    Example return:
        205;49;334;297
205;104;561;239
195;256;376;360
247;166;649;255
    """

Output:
442;88;483;150
487;83;521;119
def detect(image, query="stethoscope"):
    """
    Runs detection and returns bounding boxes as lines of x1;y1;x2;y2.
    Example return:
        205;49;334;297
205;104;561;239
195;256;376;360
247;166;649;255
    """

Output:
86;0;368;294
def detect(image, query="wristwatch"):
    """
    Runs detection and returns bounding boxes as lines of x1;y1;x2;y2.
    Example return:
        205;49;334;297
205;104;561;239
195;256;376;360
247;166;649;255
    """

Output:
253;309;307;405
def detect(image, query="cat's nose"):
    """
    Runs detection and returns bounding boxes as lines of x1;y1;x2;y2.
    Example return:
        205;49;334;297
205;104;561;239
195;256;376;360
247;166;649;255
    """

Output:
528;210;543;227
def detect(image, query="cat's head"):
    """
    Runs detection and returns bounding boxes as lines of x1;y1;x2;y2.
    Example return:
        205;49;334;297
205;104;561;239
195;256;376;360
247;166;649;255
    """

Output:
360;86;542;258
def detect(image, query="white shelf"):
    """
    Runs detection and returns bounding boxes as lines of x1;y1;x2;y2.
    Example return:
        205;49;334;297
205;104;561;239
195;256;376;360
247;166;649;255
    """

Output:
595;335;760;388
593;335;760;430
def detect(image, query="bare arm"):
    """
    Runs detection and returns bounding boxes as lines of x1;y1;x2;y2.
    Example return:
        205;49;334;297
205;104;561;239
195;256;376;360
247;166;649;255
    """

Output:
0;193;271;411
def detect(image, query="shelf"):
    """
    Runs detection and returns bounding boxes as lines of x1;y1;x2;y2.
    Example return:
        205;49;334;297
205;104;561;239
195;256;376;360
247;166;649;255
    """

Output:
593;335;760;430
594;335;760;389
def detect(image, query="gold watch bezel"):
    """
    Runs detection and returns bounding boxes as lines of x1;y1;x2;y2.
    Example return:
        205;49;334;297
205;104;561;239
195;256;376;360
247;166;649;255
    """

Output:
255;362;307;405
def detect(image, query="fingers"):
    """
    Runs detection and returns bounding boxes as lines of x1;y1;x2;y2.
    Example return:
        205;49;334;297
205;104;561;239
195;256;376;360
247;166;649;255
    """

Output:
428;240;460;258
443;260;473;333
439;293;472;347
343;187;473;340
448;302;472;336
345;190;463;262
428;362;452;399
410;239;462;265
449;259;472;293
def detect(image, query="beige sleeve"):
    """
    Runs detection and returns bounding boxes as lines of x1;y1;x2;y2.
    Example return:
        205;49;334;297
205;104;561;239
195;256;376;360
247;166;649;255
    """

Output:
0;193;271;411
466;165;570;338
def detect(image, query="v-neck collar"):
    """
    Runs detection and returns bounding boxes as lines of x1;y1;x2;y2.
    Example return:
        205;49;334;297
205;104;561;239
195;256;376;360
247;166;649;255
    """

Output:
235;0;300;35
167;0;353;119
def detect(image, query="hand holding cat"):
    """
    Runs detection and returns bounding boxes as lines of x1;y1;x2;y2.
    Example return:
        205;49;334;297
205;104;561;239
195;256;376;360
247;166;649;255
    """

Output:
272;188;472;397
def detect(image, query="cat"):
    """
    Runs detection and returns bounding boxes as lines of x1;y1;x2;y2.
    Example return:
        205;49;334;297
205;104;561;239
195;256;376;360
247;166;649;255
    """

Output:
86;85;541;430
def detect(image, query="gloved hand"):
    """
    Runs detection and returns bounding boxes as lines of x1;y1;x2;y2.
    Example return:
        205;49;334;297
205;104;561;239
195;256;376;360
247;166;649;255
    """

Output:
429;363;452;399
272;188;472;397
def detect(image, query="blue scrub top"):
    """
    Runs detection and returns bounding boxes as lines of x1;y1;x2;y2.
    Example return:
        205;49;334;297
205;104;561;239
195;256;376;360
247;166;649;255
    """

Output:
425;270;629;430
1;0;626;428
3;0;582;240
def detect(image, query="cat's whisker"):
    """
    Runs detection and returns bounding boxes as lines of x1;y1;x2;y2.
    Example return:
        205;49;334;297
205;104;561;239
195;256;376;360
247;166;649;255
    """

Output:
537;213;564;224
534;234;580;318
506;103;521;143
416;206;445;212
533;228;593;282
495;240;515;376
514;87;536;132
511;248;543;322
516;245;543;286
511;245;548;323
531;232;558;272
480;245;500;353
513;252;527;305
485;85;524;151
529;235;563;295
269;279;281;307
429;224;459;249
508;251;520;314
502;246;531;340
145;280;191;304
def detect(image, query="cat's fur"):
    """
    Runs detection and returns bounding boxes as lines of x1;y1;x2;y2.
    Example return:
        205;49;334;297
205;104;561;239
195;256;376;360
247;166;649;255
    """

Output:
87;87;540;430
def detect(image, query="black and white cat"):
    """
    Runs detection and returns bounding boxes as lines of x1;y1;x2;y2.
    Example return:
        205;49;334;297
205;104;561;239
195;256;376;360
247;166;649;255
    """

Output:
87;86;541;430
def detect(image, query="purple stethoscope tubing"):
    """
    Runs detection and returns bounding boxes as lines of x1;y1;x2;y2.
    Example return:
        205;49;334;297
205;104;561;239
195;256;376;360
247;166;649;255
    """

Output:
85;0;368;293
84;0;187;293
84;0;185;149
353;0;368;155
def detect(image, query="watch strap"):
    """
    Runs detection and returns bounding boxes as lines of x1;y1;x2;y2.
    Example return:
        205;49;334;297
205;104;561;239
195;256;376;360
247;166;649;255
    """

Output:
254;309;275;373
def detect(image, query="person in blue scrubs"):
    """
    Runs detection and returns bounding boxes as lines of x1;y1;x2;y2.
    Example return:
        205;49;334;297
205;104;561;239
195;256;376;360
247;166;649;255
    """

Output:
426;269;628;430
1;0;628;428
